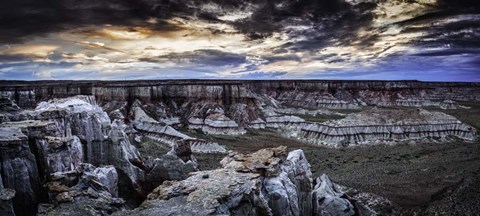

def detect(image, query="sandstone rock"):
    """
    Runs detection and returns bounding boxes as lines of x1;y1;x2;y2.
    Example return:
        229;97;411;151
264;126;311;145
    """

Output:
145;153;198;192
133;104;226;153
249;118;266;129
108;120;145;185
127;147;315;216
220;146;287;176
92;166;119;197
189;140;227;153
312;174;355;216
1;80;479;112
298;108;477;146
188;116;246;135
276;91;363;110
274;108;346;117
265;115;306;129
0;127;41;216
0;89;36;108
0;97;20;112
123;169;268;216
0;188;15;216
35;136;83;174
186;103;246;135
34;95;111;165
42;163;124;215
282;150;313;216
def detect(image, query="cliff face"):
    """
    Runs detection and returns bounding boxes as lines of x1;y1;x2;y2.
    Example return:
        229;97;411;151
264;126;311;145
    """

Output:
0;127;42;216
1;80;479;111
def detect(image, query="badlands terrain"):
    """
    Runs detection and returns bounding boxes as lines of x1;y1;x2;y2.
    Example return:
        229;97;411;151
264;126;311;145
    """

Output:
0;80;479;215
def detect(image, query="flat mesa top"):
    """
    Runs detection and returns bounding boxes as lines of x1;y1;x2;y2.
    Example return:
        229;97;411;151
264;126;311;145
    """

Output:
324;108;461;126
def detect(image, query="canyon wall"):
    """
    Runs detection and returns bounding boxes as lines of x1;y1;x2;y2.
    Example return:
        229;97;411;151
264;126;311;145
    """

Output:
1;80;479;108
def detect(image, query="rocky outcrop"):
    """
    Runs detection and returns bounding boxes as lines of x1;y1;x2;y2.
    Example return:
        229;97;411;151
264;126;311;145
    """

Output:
132;103;226;153
0;188;15;216
265;115;306;129
188;116;246;135
248;118;267;129
313;174;355;216
186;102;247;135
297;108;477;146
189;140;227;153
144;140;198;192
0;127;42;216
369;98;472;110
247;80;480;110
274;108;346;117
283;150;313;216
129;169;267;216
35;95;111;165
107;120;146;195
275;91;364;110
33;96;146;194
41;163;124;215
0;94;212;215
35;136;83;174
0;97;20;113
121;146;390;216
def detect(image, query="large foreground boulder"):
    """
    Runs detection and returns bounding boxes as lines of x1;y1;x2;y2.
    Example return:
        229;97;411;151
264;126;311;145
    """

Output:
121;146;315;216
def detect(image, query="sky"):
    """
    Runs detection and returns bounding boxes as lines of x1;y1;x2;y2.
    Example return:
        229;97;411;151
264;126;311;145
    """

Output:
0;0;479;81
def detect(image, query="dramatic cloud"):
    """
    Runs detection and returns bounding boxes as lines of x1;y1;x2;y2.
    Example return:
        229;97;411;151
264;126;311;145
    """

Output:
0;0;479;80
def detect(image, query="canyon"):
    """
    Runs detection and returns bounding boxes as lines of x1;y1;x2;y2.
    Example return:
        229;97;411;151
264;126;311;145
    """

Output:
0;80;478;215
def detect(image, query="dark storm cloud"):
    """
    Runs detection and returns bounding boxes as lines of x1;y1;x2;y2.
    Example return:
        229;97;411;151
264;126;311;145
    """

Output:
437;0;480;10
0;0;169;43
393;1;480;51
2;0;479;44
0;0;373;43
274;1;377;52
140;49;246;66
